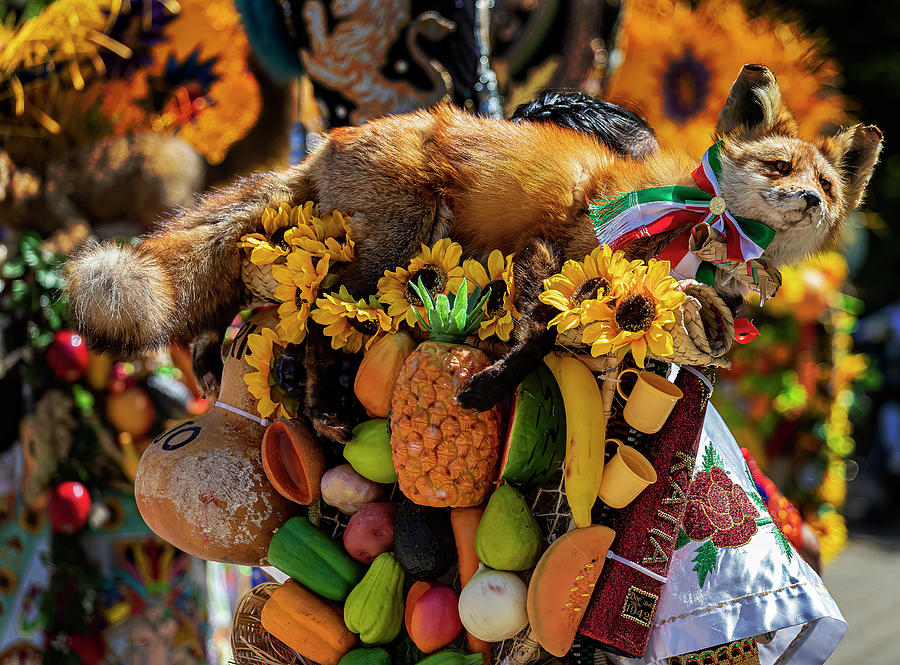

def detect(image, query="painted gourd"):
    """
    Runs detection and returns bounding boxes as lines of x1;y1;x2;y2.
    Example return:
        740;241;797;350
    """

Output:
267;516;364;601
344;552;406;645
260;580;357;665
134;309;295;565
526;525;616;656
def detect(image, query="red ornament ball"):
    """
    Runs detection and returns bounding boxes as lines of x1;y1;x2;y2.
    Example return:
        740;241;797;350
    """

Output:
46;330;90;382
47;481;92;534
66;631;106;665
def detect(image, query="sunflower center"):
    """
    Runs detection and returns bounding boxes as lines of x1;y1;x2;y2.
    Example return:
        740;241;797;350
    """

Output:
269;344;305;398
348;316;379;336
573;276;610;303
270;228;291;250
662;49;711;123
405;266;447;306
615;294;656;332
485;279;508;316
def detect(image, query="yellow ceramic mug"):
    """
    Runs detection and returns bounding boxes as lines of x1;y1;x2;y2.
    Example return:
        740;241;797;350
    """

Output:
616;368;683;433
597;440;658;509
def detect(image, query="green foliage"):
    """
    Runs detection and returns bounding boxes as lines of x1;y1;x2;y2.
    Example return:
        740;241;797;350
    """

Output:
0;231;67;350
691;540;718;588
410;278;490;343
674;527;690;551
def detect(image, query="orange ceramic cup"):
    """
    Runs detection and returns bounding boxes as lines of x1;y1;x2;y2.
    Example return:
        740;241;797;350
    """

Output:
597;440;658;509
615;368;683;433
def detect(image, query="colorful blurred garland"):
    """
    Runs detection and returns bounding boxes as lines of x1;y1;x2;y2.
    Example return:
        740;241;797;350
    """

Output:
712;252;867;563
0;228;208;662
1;0;259;167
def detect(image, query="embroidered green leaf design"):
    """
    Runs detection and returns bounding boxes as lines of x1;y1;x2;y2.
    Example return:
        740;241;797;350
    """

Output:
692;540;718;587
702;444;723;472
675;527;690;550
773;525;794;560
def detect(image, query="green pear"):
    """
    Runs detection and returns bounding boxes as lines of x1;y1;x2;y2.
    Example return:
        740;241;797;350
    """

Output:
474;483;542;571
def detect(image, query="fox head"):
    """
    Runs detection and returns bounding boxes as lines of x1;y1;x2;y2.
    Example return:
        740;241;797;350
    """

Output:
714;64;883;268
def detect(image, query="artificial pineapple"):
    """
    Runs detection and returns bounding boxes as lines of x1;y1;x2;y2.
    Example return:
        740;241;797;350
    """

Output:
390;280;502;507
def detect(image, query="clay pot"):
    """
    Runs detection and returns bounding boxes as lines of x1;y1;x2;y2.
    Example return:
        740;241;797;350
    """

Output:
134;309;297;565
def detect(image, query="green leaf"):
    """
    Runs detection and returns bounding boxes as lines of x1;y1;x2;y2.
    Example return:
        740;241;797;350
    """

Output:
11;279;30;306
2;259;25;279
72;385;94;414
692;540;717;587
20;240;40;267
36;268;60;289
773;526;794;561
451;278;468;330
435;291;451;326
675;528;690;550
702;443;723;471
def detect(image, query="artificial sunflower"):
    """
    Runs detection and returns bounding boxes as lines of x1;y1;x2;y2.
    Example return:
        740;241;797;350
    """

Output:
453;250;519;341
96;0;261;164
377;239;464;329
271;249;333;343
243;327;302;419
311;286;395;353
541;245;641;332
285;206;355;262
239;203;300;265
606;0;846;155
583;258;686;365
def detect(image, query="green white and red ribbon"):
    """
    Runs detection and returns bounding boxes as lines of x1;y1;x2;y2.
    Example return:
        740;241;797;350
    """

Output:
591;142;777;292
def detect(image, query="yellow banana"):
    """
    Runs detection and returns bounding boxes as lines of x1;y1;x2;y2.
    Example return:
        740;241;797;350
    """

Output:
543;352;606;528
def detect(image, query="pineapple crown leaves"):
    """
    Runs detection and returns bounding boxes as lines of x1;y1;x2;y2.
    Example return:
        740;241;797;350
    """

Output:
410;277;490;343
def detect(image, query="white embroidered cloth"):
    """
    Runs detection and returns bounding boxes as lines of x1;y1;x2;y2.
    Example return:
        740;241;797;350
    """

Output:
609;405;847;665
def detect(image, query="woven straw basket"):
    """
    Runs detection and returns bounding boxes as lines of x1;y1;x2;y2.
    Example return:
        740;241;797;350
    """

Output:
241;256;281;304
231;582;300;665
557;280;734;368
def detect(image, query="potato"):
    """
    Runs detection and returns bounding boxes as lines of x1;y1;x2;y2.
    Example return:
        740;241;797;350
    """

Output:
343;502;398;564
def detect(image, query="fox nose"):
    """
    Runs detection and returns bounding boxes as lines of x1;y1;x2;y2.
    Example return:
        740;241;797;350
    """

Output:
802;191;822;210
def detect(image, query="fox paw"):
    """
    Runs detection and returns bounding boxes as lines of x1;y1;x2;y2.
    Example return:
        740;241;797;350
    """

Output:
456;369;506;411
312;412;352;444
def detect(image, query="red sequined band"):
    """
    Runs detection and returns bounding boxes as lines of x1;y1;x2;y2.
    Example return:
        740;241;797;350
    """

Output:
578;367;713;658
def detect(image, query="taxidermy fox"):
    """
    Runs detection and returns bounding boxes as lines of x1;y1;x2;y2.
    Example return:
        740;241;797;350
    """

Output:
66;64;882;442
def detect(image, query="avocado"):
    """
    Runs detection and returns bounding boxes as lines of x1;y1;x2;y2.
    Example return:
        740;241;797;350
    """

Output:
393;500;456;580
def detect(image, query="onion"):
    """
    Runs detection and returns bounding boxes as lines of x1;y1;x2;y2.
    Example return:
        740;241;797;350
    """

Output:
320;464;385;515
458;564;528;641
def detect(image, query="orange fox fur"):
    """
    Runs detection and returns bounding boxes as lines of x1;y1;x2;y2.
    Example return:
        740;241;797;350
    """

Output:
66;65;882;439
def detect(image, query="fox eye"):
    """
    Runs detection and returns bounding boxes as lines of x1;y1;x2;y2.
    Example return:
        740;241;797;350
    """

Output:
819;176;832;194
772;160;792;174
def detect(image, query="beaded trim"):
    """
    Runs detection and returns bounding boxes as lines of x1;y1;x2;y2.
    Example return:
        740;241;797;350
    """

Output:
667;637;760;665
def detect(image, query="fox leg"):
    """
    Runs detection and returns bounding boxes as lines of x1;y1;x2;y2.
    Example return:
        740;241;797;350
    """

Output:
456;238;562;410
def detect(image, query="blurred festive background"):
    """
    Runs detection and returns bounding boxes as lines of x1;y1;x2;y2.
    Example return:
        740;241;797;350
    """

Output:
0;0;897;663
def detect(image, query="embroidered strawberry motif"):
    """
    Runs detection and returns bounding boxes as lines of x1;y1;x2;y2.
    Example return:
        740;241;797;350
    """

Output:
683;466;758;548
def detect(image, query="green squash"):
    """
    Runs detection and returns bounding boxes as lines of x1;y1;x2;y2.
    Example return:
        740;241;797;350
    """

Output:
344;552;405;644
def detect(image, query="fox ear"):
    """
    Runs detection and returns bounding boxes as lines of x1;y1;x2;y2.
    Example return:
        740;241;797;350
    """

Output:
826;124;884;210
716;64;797;138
